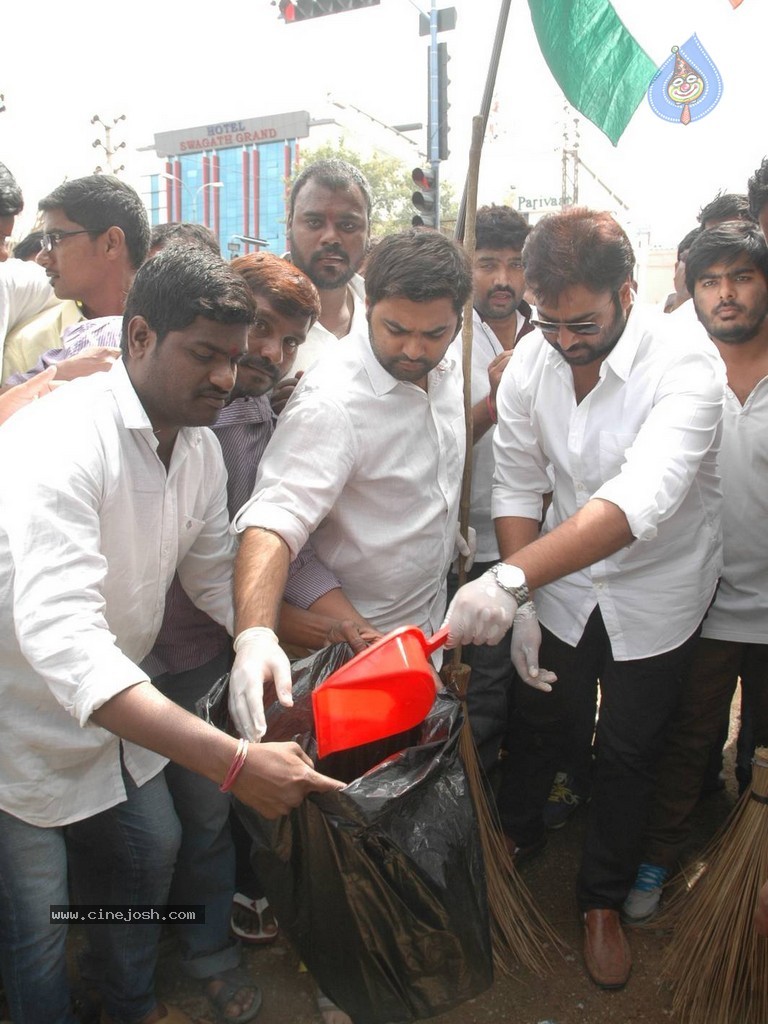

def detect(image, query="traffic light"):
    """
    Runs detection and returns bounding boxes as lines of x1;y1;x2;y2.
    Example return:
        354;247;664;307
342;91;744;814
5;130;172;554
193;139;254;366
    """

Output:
412;167;437;228
437;42;450;160
278;0;380;21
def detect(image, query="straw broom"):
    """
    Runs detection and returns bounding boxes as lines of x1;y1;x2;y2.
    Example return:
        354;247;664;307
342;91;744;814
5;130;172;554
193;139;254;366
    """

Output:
660;747;768;1024
440;113;565;979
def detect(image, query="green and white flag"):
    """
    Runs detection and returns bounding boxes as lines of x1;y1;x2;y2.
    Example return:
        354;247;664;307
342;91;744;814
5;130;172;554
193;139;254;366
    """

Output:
527;0;657;145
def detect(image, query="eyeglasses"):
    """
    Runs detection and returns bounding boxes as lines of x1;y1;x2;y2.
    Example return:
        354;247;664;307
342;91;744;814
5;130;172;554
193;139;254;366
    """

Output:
530;317;604;338
530;295;617;339
39;229;96;253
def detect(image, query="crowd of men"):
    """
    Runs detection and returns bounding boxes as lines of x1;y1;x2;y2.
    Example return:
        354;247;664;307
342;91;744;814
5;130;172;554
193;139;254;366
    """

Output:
1;151;768;1023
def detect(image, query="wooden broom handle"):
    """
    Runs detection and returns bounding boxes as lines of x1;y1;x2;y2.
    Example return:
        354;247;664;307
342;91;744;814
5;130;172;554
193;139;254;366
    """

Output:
452;115;485;669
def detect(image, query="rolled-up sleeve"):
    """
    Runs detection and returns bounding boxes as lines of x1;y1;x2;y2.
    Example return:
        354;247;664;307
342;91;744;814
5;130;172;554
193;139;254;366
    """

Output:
594;347;726;541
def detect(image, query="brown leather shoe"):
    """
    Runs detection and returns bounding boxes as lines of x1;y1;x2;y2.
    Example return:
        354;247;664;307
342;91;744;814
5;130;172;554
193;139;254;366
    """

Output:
583;909;632;989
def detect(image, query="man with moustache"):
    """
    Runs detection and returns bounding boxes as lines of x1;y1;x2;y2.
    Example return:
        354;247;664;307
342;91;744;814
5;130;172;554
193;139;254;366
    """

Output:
228;229;471;1024
0;246;341;1024
624;223;768;925
144;252;374;1021
228;229;471;741
447;205;533;776
2;175;148;388
443;207;725;990
274;159;370;398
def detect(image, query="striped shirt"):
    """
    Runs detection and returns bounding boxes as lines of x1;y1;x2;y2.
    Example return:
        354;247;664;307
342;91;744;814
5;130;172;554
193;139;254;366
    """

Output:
4;314;123;386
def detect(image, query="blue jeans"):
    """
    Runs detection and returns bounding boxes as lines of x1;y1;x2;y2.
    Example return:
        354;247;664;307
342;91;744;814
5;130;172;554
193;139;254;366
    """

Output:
155;650;240;980
0;765;180;1024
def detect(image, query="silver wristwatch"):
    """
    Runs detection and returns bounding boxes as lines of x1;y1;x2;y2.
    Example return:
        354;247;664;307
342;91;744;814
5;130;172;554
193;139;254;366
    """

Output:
488;563;529;606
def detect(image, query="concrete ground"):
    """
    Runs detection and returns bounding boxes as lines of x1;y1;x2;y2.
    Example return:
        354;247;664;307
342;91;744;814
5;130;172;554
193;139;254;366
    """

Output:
0;727;740;1024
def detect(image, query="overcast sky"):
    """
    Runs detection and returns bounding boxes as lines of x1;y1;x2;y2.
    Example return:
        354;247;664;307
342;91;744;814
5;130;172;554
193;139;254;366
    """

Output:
3;0;765;248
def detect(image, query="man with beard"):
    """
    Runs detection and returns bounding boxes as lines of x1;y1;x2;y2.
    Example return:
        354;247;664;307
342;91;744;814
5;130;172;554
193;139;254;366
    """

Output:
229;228;471;736
446;205;533;777
0;246;342;1024
623;222;768;926
444;208;725;990
143;252;374;1023
274;159;370;398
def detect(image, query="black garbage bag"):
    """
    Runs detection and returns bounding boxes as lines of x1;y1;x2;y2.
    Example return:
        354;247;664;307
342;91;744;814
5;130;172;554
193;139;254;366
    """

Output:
198;644;493;1024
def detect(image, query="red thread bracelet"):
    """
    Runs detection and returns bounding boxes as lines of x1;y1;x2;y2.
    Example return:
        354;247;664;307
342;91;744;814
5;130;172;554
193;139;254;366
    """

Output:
220;738;249;793
485;393;497;424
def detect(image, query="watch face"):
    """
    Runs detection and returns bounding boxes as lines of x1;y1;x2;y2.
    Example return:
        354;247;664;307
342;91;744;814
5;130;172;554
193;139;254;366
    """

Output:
495;563;526;589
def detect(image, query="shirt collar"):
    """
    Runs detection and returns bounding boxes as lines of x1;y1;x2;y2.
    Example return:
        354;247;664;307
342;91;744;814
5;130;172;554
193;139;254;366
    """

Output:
357;332;457;398
601;301;642;382
110;358;203;450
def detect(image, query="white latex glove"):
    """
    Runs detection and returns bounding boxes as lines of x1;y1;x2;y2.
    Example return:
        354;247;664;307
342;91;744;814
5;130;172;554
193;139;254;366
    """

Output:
452;524;477;574
443;569;518;646
510;602;558;693
228;627;293;742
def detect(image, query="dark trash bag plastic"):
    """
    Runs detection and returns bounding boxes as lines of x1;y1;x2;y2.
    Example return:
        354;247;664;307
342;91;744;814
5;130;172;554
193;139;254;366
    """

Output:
198;644;493;1024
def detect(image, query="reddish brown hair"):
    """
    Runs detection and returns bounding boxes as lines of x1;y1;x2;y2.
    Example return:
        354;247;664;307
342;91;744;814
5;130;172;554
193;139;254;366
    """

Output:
231;252;321;325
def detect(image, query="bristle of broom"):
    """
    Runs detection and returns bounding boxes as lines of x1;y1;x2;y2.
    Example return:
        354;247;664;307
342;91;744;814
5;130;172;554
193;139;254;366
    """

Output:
661;746;768;1024
443;661;568;978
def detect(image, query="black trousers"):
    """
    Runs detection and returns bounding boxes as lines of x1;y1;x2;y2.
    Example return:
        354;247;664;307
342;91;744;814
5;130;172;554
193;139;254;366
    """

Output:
497;606;700;910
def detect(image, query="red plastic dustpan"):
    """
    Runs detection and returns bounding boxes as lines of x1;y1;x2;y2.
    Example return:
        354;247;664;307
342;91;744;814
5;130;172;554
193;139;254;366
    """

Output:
312;624;450;759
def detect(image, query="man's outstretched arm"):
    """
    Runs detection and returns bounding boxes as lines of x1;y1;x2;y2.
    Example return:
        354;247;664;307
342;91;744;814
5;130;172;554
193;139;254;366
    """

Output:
92;681;343;818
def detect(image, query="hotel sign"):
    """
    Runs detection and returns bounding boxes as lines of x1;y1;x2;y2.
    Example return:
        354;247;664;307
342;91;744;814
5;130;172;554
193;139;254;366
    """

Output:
154;110;311;157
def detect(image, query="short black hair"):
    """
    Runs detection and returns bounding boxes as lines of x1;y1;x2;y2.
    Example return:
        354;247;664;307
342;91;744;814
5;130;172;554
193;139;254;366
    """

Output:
12;230;44;262
0;162;23;218
39;175;150;269
289;158;372;223
747;157;768;221
697;191;755;228
475;205;530;252
149;222;221;257
677;227;701;261
121;244;255;357
685;222;768;297
364;229;472;314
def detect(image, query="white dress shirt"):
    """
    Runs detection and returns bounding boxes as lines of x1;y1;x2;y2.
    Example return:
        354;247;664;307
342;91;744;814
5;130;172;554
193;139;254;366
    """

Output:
234;333;465;635
0;360;236;827
492;302;725;660
703;377;768;644
0;259;55;369
291;274;367;374
450;307;527;562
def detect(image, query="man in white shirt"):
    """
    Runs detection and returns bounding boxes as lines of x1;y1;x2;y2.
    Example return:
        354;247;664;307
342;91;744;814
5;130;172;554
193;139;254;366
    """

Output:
444;207;725;991
228;229;472;747
0;160;24;262
274;159;370;389
624;222;768;923
0;160;57;360
0;246;340;1024
447;204;534;776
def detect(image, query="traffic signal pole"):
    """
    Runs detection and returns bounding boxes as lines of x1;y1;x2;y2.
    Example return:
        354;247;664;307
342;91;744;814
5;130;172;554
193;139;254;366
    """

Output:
428;0;441;229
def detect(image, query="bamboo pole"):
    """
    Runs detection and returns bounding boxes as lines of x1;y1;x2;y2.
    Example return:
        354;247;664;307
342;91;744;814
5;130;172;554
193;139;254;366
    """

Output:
453;0;513;244
442;114;566;977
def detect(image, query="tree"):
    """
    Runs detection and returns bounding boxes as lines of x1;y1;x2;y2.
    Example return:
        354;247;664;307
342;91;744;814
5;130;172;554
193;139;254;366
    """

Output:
294;138;458;236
